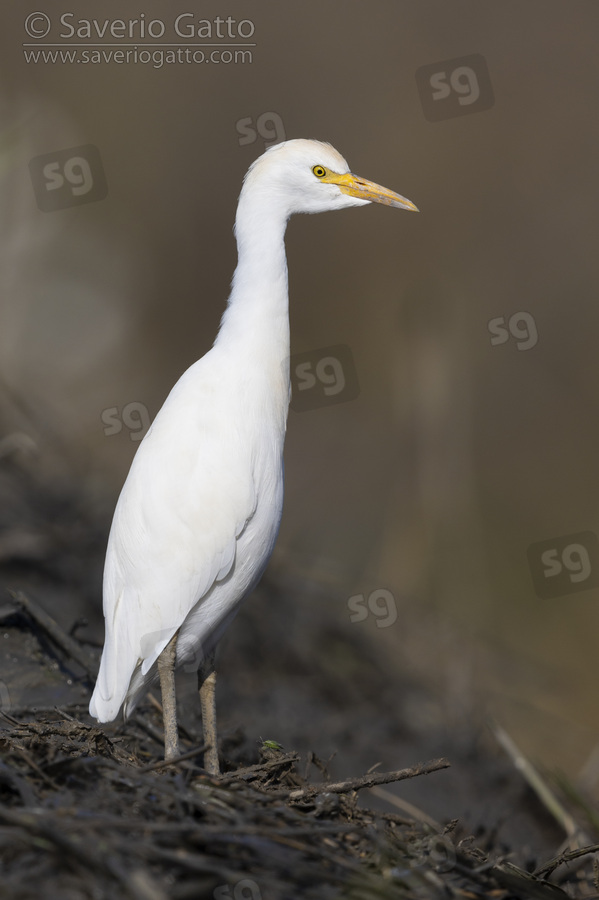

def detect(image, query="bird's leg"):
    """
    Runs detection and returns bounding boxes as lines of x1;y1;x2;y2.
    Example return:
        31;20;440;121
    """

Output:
157;632;180;761
198;651;219;774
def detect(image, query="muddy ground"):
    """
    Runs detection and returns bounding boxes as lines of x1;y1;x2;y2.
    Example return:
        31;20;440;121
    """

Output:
1;448;599;899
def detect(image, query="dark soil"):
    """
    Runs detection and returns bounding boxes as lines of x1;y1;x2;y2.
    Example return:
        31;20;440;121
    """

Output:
1;707;595;900
1;440;599;898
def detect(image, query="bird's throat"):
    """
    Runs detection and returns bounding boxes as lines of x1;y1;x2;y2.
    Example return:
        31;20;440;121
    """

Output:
217;202;291;369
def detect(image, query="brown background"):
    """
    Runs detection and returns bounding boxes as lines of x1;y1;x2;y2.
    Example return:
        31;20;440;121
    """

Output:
1;1;599;786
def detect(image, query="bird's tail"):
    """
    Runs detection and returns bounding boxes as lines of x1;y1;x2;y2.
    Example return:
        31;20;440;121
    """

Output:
89;607;176;722
89;628;133;722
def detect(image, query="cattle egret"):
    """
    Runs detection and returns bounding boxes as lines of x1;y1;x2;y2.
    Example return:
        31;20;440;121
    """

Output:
89;139;418;772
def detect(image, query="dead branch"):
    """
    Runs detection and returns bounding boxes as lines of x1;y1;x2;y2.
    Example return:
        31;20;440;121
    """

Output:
7;589;98;679
287;757;450;800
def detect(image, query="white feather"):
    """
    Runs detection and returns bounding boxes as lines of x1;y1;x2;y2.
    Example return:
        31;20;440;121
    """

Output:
89;139;416;723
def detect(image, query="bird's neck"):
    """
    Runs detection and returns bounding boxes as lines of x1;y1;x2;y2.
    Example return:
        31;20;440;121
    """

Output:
215;196;290;366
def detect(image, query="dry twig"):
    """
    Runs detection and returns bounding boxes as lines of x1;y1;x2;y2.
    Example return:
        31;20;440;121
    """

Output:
7;589;98;679
287;757;450;800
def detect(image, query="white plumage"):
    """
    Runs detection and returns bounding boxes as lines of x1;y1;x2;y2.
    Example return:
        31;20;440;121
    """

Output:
89;139;417;767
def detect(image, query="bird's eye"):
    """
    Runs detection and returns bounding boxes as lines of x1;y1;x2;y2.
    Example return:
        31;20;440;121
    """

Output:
312;165;327;178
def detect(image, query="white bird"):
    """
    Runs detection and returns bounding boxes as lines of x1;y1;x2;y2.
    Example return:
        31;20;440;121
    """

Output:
89;139;417;772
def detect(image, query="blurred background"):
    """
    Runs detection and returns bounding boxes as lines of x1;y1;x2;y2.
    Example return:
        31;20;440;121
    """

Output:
1;0;599;840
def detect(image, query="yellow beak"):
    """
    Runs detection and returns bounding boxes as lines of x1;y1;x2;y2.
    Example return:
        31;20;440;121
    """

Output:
323;171;419;211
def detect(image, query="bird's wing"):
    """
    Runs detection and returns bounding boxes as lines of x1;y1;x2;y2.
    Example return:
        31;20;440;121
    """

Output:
90;355;259;720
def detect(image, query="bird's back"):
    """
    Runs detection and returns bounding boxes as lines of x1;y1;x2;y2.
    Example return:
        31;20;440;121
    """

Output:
89;344;287;722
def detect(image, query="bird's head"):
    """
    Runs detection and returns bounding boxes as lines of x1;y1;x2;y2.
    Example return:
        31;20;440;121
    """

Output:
240;139;418;219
